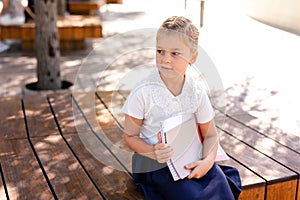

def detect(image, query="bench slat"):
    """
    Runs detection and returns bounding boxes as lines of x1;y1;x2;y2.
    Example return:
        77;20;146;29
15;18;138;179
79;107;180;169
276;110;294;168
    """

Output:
23;94;104;198
64;133;143;199
71;92;144;198
0;139;54;199
218;158;265;200
106;0;123;3
222;116;300;176
30;134;103;199
48;93;77;134
68;0;105;15
23;94;59;137
226;111;300;154
220;130;298;200
0;96;26;139
73;92;133;172
0;164;7;199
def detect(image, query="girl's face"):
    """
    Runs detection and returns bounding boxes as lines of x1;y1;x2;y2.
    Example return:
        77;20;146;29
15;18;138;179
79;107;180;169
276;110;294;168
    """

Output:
156;32;197;79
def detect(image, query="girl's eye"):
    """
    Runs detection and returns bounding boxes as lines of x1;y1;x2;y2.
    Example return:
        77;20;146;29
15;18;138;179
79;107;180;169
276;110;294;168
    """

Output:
157;49;163;54
171;52;180;56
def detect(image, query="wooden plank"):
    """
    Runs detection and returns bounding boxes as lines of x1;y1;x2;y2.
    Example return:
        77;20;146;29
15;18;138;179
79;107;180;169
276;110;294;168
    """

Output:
95;93;129;151
297;180;300;200
72;92;143;198
48;93;77;134
0;96;26;139
226;111;300;154
220;113;300;199
0;164;7;200
218;158;266;200
30;134;103;199
0;139;54;199
266;179;298;200
68;1;105;15
64;133;143;199
96;90;126;128
73;27;85;40
221;117;300;177
21;26;35;41
24;93;103;198
73;92;132;172
0;26;21;39
84;26;102;38
219;130;298;200
106;0;123;3
59;27;73;40
23;94;59;137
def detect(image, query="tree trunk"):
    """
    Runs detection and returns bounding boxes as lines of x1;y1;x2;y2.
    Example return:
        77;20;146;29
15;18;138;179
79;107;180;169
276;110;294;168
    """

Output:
35;0;61;90
57;0;66;16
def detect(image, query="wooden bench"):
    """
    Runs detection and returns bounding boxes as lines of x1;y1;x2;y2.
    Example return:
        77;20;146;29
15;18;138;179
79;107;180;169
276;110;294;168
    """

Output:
106;0;123;3
0;91;299;199
67;0;123;16
68;0;106;15
0;15;102;51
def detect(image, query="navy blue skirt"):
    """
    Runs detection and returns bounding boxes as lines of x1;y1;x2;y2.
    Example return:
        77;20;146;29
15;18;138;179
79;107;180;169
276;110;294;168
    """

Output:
132;154;242;200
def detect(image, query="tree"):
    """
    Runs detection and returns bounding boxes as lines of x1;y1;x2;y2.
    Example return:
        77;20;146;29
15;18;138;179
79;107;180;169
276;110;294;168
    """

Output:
35;0;61;90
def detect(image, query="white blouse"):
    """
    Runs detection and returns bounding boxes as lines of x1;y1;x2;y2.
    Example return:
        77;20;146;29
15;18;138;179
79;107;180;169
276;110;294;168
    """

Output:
122;69;215;145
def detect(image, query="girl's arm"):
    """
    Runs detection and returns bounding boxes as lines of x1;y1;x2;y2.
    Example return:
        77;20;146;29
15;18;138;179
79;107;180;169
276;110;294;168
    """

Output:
123;114;173;163
185;119;219;179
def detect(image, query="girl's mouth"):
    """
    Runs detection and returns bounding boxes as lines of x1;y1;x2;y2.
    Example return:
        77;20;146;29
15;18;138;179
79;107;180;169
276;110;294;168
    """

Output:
161;65;173;70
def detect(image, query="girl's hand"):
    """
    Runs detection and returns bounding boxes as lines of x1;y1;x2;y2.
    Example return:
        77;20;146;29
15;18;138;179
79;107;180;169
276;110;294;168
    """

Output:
154;132;173;163
184;160;211;179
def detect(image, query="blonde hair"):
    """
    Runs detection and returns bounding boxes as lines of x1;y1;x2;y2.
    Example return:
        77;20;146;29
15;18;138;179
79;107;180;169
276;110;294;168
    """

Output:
157;16;199;52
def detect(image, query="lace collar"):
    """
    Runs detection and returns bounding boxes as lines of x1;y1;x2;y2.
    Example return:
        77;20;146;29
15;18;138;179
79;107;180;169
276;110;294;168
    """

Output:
144;70;198;115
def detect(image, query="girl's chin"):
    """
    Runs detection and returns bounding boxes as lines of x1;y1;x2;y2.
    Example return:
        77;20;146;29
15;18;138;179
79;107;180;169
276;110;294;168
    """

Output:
159;69;181;79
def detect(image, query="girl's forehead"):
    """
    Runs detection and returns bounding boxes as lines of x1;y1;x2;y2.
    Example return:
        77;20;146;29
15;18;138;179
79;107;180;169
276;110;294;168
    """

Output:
156;32;190;51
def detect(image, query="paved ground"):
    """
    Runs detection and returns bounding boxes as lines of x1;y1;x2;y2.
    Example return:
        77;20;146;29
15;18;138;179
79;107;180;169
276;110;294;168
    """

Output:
0;0;299;137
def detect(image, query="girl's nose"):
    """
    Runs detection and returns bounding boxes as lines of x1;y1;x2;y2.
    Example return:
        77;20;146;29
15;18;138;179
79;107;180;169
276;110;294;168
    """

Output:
162;52;172;63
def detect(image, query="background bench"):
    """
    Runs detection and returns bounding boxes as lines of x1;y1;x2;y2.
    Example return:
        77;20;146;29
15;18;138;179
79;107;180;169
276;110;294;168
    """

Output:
106;0;123;3
68;0;106;15
67;0;123;15
0;91;299;199
0;15;102;51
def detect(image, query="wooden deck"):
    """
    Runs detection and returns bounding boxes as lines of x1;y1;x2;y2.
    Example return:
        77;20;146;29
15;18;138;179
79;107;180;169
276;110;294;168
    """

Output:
0;91;299;199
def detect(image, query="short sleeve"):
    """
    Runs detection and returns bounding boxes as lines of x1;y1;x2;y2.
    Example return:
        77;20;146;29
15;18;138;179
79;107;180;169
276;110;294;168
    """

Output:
195;84;215;123
122;87;145;119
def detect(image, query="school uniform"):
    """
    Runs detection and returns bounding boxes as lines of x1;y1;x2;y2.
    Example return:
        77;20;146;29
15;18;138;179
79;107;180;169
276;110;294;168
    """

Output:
122;69;242;199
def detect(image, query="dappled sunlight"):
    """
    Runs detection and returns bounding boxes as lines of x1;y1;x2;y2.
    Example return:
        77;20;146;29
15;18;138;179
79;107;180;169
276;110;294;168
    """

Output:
0;96;26;139
96;49;155;91
96;114;111;124
225;77;300;154
0;139;53;198
60;59;82;69
102;166;115;175
4;183;19;199
48;93;76;134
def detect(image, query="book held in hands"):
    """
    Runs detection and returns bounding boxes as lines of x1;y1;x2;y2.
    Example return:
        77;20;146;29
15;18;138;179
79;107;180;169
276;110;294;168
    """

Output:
160;113;229;181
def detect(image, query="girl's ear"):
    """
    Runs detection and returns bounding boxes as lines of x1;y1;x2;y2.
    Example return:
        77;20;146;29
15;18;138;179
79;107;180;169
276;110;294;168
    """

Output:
189;51;198;65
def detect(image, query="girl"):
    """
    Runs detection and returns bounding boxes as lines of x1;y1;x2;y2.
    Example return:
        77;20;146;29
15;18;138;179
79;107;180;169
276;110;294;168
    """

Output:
122;16;241;200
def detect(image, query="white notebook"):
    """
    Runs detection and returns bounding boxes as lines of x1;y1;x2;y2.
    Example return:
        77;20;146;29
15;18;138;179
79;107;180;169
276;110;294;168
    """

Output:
160;113;229;181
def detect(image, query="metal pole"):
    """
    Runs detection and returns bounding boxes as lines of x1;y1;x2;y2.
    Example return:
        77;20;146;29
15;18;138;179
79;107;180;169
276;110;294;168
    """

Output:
200;0;205;27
